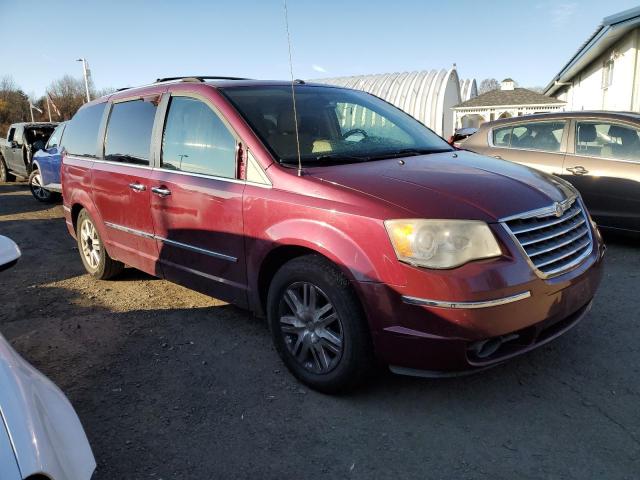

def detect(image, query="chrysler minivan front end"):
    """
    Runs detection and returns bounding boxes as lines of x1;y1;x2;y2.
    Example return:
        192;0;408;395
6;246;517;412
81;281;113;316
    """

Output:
62;79;604;392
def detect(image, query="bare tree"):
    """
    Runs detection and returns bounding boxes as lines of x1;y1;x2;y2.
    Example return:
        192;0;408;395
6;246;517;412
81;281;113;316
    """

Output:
46;75;88;121
479;78;500;95
0;76;30;135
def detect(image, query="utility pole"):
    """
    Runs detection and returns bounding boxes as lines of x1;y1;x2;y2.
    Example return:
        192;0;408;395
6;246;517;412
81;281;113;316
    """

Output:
76;58;91;103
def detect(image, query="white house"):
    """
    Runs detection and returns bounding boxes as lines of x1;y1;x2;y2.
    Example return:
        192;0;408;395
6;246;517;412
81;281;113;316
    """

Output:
544;6;640;111
453;79;566;129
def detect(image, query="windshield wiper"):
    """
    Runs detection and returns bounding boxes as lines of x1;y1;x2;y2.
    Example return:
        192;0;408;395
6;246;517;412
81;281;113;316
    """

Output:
280;154;371;166
367;148;453;160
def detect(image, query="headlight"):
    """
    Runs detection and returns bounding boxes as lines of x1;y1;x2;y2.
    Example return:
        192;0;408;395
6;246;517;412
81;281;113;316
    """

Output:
384;219;502;269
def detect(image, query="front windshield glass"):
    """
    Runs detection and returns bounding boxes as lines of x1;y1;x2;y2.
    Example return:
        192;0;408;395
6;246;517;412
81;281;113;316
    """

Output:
221;85;452;166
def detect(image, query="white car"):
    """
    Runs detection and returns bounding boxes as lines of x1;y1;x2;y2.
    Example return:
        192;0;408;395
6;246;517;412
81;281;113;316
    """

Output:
0;235;95;480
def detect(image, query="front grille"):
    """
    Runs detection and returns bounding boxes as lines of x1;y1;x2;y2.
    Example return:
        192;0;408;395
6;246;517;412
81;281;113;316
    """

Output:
503;199;593;277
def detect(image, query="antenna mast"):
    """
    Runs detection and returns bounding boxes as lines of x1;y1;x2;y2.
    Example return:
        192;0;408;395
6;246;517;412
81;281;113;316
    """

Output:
283;0;303;176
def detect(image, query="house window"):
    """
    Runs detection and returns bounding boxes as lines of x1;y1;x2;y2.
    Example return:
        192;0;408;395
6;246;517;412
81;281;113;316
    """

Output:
602;59;614;88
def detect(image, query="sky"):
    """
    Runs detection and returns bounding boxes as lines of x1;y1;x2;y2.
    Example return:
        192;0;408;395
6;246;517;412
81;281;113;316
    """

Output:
1;0;639;97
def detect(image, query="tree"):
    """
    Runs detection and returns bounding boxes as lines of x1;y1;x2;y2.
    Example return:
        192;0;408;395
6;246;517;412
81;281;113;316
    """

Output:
479;78;500;95
0;76;30;135
46;75;88;121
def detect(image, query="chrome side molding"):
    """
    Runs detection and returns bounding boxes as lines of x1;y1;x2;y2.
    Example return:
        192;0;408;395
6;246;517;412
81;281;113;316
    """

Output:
104;222;237;262
402;291;531;309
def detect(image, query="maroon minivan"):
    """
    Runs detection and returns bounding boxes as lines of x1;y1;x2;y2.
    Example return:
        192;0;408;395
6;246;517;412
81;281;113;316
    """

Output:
61;77;605;392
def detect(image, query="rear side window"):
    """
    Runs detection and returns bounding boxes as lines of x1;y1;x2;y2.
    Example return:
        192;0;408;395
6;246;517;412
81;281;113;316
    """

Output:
105;99;157;165
64;103;107;157
576;121;640;162
161;96;236;178
492;121;565;152
46;124;65;149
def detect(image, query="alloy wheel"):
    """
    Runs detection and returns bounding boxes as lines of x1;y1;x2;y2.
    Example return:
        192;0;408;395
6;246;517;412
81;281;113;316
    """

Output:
80;219;101;270
278;282;344;374
30;172;49;200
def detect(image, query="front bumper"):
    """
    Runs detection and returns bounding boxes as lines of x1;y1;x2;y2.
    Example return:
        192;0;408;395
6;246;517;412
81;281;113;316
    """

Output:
357;231;605;373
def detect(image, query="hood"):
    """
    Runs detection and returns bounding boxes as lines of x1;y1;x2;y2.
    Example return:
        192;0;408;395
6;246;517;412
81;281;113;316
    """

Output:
306;150;574;222
0;332;95;480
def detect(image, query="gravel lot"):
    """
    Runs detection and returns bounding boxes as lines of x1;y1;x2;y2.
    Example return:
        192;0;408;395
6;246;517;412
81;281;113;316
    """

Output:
1;182;639;479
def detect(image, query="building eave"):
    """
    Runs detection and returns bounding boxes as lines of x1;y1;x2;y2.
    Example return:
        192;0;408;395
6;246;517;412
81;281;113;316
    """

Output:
453;102;565;111
544;6;640;96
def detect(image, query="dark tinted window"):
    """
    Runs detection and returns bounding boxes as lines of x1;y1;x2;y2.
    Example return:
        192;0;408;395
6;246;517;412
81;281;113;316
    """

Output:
105;99;157;165
161;96;236;178
576;121;640;162
64;103;106;157
492;121;565;152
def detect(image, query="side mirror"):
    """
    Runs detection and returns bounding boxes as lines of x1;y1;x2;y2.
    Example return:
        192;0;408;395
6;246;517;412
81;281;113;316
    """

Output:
0;236;21;272
10;141;17;148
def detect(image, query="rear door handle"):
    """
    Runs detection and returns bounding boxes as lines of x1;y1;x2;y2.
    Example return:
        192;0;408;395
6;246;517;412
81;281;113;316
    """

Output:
128;182;146;192
151;186;171;197
492;155;502;159
566;165;589;175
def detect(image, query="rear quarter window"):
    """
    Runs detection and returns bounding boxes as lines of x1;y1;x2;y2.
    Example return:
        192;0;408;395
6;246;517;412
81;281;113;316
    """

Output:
64;103;107;157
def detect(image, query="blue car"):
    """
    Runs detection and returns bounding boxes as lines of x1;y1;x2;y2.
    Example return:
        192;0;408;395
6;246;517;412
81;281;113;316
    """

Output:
31;122;66;202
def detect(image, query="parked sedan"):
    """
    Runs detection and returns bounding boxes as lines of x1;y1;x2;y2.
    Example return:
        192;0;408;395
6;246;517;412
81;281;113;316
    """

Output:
463;111;640;232
30;122;66;203
0;235;96;480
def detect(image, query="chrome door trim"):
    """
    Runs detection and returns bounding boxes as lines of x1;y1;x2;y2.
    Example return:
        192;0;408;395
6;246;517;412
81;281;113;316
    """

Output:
402;291;531;309
155;237;237;263
159;258;246;289
104;221;237;263
153;167;273;189
104;221;155;239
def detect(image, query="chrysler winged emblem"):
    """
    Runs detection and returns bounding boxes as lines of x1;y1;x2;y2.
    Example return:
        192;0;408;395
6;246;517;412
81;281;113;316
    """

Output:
554;202;564;217
554;198;573;217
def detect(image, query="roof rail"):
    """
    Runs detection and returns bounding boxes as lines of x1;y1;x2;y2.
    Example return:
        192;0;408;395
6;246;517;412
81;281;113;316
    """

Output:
154;76;251;83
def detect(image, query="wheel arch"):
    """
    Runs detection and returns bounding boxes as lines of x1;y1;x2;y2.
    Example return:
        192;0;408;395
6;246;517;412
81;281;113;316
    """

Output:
251;218;387;316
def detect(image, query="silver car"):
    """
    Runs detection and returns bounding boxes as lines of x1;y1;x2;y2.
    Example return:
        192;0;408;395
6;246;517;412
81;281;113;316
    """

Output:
0;235;95;480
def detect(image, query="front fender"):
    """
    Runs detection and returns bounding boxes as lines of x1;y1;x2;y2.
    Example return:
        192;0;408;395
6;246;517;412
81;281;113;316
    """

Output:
264;218;382;283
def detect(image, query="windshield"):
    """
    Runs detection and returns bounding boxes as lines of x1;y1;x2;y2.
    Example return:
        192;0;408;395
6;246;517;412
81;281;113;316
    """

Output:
221;85;452;166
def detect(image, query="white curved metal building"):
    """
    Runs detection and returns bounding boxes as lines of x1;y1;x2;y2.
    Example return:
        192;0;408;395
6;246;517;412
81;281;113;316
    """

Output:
315;68;475;138
460;79;478;102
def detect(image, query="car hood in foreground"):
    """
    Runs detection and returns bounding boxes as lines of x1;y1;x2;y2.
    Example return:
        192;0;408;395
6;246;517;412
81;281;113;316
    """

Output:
307;150;575;222
0;332;95;480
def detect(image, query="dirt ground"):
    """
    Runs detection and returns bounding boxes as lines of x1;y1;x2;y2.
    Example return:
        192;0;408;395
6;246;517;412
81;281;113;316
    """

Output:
1;182;639;479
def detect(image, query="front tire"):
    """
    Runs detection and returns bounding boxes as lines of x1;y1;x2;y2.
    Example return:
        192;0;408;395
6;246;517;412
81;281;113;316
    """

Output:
29;169;59;203
267;255;374;393
0;156;16;182
76;209;124;280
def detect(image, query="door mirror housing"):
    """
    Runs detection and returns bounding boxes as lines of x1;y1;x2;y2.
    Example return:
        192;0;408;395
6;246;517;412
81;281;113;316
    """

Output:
10;141;18;148
0;236;21;272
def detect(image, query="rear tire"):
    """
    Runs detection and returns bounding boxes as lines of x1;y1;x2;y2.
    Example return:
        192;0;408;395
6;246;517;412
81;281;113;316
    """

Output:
267;254;374;393
76;209;124;280
0;156;16;182
29;169;59;203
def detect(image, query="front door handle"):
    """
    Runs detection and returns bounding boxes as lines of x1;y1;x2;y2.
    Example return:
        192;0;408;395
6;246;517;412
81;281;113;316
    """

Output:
151;186;171;197
493;155;502;159
566;165;589;175
128;182;146;192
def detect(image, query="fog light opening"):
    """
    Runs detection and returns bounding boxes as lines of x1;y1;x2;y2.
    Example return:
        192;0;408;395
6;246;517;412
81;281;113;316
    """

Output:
469;333;520;359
